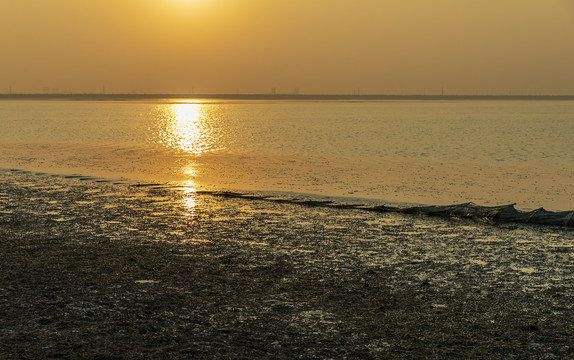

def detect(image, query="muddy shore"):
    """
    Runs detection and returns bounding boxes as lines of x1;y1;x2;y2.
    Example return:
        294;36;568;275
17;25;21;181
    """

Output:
1;172;573;359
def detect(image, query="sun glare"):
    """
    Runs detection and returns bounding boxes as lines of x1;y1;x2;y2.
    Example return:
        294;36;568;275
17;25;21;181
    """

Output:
172;104;203;154
156;103;220;156
181;178;198;218
174;0;204;7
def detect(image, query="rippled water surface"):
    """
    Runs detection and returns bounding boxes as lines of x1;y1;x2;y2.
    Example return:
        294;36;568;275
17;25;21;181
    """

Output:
2;105;574;358
1;99;573;209
2;100;573;163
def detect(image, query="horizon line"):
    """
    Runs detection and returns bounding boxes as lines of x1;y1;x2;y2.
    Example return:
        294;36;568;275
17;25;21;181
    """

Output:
2;93;574;101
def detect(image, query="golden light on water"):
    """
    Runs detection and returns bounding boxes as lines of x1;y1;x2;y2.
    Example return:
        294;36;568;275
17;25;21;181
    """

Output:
174;104;202;153
182;178;198;218
152;102;219;217
157;103;220;155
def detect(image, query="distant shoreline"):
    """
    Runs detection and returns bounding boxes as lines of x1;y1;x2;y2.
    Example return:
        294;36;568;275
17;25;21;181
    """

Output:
2;93;574;101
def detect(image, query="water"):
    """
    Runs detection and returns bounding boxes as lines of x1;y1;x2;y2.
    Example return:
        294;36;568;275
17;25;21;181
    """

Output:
2;100;574;360
2;100;573;163
2;98;574;334
1;99;573;210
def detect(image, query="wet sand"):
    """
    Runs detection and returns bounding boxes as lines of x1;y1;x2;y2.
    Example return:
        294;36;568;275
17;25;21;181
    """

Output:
190;154;574;211
1;143;573;211
1;171;574;359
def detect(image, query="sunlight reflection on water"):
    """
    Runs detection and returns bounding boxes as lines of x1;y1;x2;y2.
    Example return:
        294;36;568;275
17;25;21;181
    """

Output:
155;103;221;155
2;100;572;210
182;179;198;218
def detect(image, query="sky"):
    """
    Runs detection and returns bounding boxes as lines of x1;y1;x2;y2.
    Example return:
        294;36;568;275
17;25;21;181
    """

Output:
2;0;574;95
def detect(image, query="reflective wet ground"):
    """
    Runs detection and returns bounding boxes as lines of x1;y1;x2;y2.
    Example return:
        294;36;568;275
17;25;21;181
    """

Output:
1;170;573;358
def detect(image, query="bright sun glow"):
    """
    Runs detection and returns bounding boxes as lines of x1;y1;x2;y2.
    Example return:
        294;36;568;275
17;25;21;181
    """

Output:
172;104;204;154
155;104;203;154
174;0;204;7
159;103;219;155
182;178;198;218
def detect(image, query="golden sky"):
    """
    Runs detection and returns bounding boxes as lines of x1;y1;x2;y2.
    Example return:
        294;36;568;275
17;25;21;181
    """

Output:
2;0;574;94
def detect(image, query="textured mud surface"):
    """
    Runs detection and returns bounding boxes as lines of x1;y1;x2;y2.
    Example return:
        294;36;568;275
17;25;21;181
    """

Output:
1;171;574;359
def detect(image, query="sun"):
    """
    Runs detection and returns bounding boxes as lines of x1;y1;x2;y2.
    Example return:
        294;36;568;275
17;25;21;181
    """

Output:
175;0;203;4
172;0;209;10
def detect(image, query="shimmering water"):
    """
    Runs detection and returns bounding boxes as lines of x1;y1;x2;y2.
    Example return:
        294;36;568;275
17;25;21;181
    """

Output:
2;103;574;359
1;99;573;210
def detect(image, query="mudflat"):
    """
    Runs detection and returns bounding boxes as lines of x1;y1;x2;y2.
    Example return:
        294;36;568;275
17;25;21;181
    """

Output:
1;172;573;359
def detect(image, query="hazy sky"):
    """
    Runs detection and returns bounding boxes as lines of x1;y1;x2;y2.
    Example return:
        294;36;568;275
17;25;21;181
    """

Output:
2;0;574;94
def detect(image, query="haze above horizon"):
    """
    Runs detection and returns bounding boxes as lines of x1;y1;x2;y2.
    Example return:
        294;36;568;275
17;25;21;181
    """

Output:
2;0;574;95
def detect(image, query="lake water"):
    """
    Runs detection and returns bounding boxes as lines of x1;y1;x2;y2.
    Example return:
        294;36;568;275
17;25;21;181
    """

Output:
1;99;573;210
